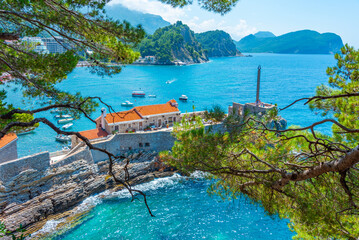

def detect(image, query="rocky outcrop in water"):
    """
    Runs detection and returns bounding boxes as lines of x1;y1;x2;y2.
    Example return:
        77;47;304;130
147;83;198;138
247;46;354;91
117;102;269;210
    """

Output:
0;150;173;237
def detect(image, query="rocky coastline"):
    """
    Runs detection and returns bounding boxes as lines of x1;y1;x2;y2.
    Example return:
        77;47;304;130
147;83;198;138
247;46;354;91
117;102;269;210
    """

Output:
0;150;175;239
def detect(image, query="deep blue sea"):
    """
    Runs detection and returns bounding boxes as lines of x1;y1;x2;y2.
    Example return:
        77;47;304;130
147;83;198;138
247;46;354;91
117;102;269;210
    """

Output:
36;174;295;240
4;54;336;239
5;53;335;157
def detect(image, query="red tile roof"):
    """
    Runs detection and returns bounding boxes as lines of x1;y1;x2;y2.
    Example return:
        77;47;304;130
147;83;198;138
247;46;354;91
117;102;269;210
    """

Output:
135;100;179;116
79;128;108;140
104;100;179;124
0;133;17;148
105;110;142;124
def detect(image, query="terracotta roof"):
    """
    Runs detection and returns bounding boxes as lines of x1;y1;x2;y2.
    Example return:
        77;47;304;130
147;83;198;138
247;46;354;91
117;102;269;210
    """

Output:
103;100;179;124
0;133;17;148
105;110;142;124
135;100;179;116
79;128;108;140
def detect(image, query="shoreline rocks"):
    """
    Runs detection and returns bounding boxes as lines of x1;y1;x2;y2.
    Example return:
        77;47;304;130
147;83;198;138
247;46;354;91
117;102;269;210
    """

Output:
0;151;174;238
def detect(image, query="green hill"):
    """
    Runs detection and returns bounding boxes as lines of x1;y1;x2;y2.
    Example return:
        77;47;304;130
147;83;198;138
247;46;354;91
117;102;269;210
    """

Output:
195;30;242;57
105;4;170;34
253;31;276;38
235;30;344;54
137;21;208;64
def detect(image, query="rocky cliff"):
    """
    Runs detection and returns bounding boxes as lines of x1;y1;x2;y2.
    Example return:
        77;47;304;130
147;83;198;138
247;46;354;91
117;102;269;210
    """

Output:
0;149;173;238
137;21;208;65
195;30;242;57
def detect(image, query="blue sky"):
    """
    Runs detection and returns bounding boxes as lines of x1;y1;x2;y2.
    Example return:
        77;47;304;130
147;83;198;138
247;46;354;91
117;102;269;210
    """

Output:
109;0;359;47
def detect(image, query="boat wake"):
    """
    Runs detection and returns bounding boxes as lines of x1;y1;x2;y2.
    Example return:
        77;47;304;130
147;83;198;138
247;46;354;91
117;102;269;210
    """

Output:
166;78;176;84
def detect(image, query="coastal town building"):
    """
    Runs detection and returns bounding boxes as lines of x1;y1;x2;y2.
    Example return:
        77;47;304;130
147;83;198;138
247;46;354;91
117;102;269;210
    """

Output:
134;56;157;64
96;100;180;134
42;37;68;54
228;102;275;116
71;128;109;147
21;37;49;54
0;133;18;163
229;65;275;116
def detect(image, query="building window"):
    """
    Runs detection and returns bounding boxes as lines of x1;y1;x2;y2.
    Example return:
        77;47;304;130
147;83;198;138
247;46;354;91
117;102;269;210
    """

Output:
145;143;150;147
139;143;143;147
115;125;119;131
128;124;131;128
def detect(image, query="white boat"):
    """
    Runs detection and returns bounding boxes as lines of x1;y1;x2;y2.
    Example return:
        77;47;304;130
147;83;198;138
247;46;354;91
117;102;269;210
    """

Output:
132;90;145;97
50;108;63;113
62;123;73;130
121;100;134;106
55;134;71;142
17;127;36;135
148;95;157;98
179;94;188;101
58;118;74;124
55;114;72;119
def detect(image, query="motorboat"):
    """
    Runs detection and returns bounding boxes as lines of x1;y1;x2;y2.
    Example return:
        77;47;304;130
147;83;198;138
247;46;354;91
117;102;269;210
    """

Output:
132;90;145;97
55;134;71;142
62;123;73;130
121;100;134;106
179;94;188;101
55;114;72;119
58;118;74;124
50;108;63;113
148;95;156;98
17;127;36;136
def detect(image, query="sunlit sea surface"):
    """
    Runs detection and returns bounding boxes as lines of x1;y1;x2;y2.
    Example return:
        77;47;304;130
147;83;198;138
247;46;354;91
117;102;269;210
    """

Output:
36;174;295;240
4;53;335;157
4;54;336;239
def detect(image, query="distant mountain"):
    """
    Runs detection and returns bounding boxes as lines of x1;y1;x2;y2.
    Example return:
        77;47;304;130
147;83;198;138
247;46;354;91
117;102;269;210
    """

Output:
137;21;208;65
254;31;276;38
235;30;344;54
195;30;242;57
105;4;170;34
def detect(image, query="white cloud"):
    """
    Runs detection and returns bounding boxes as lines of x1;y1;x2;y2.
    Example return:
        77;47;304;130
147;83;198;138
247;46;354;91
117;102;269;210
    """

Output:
108;0;257;40
108;0;187;23
186;18;257;41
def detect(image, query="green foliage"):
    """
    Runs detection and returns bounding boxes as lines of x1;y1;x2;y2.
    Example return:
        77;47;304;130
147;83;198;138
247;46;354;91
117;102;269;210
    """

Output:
236;30;344;54
0;221;26;240
158;0;239;14
137;21;207;63
0;0;145;133
164;45;359;239
195;30;240;57
310;44;359;145
204;104;226;122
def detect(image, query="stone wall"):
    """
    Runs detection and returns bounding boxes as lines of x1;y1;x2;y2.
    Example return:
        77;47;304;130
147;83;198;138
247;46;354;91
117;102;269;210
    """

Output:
0;140;18;164
0;152;50;183
90;131;175;163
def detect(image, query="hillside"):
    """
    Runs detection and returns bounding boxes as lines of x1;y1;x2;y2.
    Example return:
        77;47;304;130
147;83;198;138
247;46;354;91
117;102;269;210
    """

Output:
254;31;276;38
235;30;344;54
105;4;170;34
137;21;208;65
195;30;242;57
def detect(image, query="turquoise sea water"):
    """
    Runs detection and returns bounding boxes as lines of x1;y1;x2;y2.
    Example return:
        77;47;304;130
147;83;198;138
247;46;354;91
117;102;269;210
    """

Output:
5;54;336;239
4;53;335;157
39;174;295;240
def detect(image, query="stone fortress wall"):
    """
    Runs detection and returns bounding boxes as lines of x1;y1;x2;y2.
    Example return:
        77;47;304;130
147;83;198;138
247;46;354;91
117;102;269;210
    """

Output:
0;130;175;183
0;110;218;184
